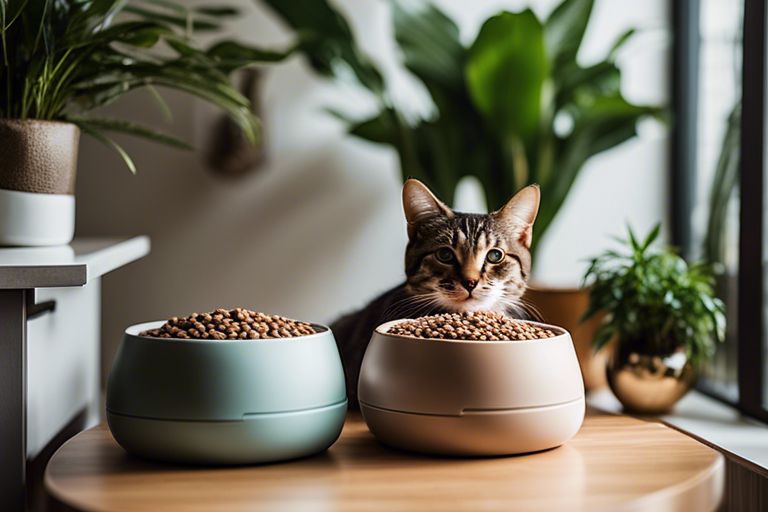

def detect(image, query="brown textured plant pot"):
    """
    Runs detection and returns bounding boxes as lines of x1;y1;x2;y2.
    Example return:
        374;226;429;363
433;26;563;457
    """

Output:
0;119;79;246
525;286;610;390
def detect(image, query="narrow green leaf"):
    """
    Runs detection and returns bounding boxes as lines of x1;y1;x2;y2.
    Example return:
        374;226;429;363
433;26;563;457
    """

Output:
68;116;192;149
642;223;661;250
627;225;640;252
608;28;636;59
145;85;173;123
123;6;220;31
194;6;239;17
77;122;138;174
206;40;292;72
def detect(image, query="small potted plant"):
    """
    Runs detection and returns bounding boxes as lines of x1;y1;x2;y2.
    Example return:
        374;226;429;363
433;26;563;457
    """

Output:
582;225;725;414
0;1;279;246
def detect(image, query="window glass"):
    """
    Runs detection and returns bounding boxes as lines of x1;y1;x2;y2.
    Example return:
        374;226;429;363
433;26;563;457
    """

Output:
694;0;743;401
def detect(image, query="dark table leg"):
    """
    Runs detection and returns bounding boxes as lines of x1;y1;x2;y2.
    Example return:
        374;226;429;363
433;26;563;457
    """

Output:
0;290;27;511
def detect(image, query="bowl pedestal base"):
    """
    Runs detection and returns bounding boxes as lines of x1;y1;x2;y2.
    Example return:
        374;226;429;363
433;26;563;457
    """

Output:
360;398;585;456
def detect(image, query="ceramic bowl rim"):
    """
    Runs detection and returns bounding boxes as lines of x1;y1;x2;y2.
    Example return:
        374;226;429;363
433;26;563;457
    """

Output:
125;320;330;344
374;318;568;345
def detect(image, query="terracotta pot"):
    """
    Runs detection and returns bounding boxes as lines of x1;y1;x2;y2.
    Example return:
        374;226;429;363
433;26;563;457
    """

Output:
524;286;610;390
606;345;696;415
0;119;79;246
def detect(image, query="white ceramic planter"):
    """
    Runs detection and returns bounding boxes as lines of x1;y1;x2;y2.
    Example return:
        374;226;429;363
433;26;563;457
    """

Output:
0;120;79;246
0;188;75;246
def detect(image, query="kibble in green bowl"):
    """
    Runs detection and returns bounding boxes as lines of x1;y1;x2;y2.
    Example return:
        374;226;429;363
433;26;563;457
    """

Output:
140;308;317;340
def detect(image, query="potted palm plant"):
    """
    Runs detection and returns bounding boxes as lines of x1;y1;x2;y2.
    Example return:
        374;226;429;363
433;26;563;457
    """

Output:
582;225;725;414
0;0;281;246
256;0;663;387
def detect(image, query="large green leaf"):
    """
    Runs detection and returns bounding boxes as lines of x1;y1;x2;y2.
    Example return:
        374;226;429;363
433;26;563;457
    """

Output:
555;60;621;109
544;0;594;68
341;110;399;146
532;95;660;247
392;0;511;205
465;10;548;147
392;0;464;92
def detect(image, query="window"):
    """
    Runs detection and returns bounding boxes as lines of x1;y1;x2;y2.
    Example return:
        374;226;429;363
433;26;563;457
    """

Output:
673;0;767;421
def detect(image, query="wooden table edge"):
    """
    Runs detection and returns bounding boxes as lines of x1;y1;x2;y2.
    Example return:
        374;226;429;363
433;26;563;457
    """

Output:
44;413;726;512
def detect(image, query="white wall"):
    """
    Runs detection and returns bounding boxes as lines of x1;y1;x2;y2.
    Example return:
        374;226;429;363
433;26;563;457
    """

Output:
75;0;670;380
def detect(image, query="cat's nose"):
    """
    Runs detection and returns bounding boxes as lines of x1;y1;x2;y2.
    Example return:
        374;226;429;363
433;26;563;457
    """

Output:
461;278;478;292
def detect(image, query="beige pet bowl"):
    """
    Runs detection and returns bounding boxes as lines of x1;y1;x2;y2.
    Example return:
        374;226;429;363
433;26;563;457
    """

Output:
358;319;585;456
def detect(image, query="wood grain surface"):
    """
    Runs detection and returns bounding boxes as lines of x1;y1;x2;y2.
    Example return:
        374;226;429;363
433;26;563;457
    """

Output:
45;410;723;512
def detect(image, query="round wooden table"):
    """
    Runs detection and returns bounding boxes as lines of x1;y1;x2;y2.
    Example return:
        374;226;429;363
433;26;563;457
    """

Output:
46;410;723;511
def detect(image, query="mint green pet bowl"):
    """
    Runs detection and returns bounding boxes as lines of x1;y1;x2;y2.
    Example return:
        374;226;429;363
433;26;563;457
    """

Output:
106;321;347;465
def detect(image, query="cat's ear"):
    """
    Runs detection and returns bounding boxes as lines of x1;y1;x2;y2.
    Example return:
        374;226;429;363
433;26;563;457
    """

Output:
402;179;453;237
493;185;540;249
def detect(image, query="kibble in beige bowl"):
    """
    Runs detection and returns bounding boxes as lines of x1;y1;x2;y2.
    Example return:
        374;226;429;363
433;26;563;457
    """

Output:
359;313;585;456
387;311;558;341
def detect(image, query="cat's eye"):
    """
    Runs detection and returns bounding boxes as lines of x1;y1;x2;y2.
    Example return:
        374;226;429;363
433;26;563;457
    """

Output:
486;248;505;264
435;247;455;263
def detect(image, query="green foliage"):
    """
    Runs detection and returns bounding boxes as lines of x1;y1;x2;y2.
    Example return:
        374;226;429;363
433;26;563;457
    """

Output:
703;102;740;267
0;0;286;172
258;0;664;251
582;225;726;369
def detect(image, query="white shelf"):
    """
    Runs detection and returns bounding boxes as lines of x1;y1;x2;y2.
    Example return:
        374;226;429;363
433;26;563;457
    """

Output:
0;236;150;288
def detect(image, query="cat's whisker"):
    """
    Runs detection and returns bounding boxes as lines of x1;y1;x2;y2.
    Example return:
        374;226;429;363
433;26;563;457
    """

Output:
517;297;544;321
499;299;527;319
499;297;544;322
383;294;434;316
383;292;443;320
411;301;437;318
389;293;442;314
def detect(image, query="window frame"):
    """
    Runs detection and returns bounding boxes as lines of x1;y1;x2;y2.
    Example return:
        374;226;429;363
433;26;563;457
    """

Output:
736;0;766;422
672;0;768;422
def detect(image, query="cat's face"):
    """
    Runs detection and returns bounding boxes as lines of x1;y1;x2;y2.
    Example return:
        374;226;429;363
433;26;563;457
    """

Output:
402;179;540;315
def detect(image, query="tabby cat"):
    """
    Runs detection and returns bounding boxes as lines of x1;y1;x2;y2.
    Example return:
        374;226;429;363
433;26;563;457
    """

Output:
331;179;541;407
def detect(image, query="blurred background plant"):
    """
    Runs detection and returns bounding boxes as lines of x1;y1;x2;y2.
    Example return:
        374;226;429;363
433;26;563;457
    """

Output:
0;0;283;172
258;0;664;252
582;224;725;369
702;101;740;269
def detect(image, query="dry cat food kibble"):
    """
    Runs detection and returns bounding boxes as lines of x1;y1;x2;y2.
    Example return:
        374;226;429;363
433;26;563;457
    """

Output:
387;311;559;341
139;308;317;340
